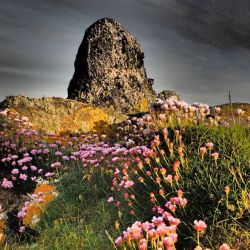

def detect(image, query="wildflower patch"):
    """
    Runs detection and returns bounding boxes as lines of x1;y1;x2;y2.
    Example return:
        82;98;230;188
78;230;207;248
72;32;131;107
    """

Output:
18;184;58;231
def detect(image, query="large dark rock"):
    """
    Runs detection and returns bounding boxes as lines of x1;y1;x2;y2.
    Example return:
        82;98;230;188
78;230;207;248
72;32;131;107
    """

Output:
68;18;156;114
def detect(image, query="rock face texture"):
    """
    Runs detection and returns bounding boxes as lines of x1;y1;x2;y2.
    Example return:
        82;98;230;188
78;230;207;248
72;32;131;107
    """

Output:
0;96;126;134
68;18;156;114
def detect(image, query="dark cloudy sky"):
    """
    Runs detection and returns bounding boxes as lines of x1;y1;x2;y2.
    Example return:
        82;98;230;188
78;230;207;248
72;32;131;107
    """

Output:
0;0;250;105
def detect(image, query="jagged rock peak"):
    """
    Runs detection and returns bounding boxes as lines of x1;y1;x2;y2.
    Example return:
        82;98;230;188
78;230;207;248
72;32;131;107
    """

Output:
68;17;156;114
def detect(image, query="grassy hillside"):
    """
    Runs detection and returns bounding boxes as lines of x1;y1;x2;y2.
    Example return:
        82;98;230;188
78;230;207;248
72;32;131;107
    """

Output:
0;98;249;250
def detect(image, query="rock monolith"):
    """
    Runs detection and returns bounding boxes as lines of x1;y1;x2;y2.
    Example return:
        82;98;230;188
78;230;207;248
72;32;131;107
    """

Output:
68;18;156;114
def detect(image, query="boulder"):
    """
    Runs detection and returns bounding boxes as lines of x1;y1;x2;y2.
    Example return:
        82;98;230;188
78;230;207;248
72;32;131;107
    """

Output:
68;18;156;114
157;90;181;101
0;95;126;134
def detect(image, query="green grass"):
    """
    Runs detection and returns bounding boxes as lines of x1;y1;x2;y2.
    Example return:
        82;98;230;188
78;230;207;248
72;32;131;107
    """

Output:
7;165;116;250
176;125;250;248
5;124;250;250
107;124;250;249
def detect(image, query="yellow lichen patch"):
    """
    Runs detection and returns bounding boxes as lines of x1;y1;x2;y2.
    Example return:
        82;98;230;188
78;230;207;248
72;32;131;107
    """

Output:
23;184;57;228
0;220;6;231
133;98;150;113
0;219;6;245
0;233;5;245
60;106;112;133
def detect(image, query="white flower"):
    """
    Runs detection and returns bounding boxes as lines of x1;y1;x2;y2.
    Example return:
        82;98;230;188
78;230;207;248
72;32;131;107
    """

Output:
30;214;40;227
36;177;49;184
0;212;8;220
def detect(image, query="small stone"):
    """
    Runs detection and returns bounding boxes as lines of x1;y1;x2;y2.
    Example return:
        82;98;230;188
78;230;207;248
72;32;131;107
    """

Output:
157;90;181;101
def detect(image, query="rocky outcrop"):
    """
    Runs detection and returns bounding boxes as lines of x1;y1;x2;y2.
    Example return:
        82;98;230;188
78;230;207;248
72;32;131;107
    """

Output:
157;90;181;101
68;18;156;114
0;95;126;134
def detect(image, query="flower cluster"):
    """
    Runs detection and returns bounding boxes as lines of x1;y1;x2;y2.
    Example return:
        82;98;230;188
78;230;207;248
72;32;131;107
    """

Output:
199;142;220;161
115;210;180;250
17;184;58;231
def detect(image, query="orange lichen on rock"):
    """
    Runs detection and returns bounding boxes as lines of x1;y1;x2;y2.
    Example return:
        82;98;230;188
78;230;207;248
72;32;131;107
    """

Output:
1;96;127;134
34;184;56;205
22;184;57;227
0;219;6;245
23;204;41;226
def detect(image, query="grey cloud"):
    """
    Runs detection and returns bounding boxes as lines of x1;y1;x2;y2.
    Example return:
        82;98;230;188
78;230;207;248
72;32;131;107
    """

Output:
0;0;249;104
143;0;250;49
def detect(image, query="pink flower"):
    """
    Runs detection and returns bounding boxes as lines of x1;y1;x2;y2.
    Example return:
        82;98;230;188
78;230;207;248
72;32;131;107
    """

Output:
194;220;207;232
236;108;244;116
159;113;166;121
38;169;43;174
206;142;214;150
107;197;114;203
211;152;219;160
124;180;134;188
19;173;28;181
219;243;230;250
31;177;37;182
152;216;164;226
166;174;173;183
70;156;76;161
62;155;69;161
214;107;221;113
38;198;43;203
179;197;188;207
139;239;147;250
17;209;27;218
142;222;154;231
165;202;176;212
115;236;123;246
168;216;181;226
199;147;207;155
162;128;168;136
31;149;37;155
30;165;37;171
11;168;19;175
55;151;62;156
51;162;62;168
156;223;168;236
163;236;174;248
45;172;54;177
19;226;26;233
43;149;50;154
1;178;13;188
112;157;120;162
148;228;157;239
22;166;28;171
11;155;18;160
